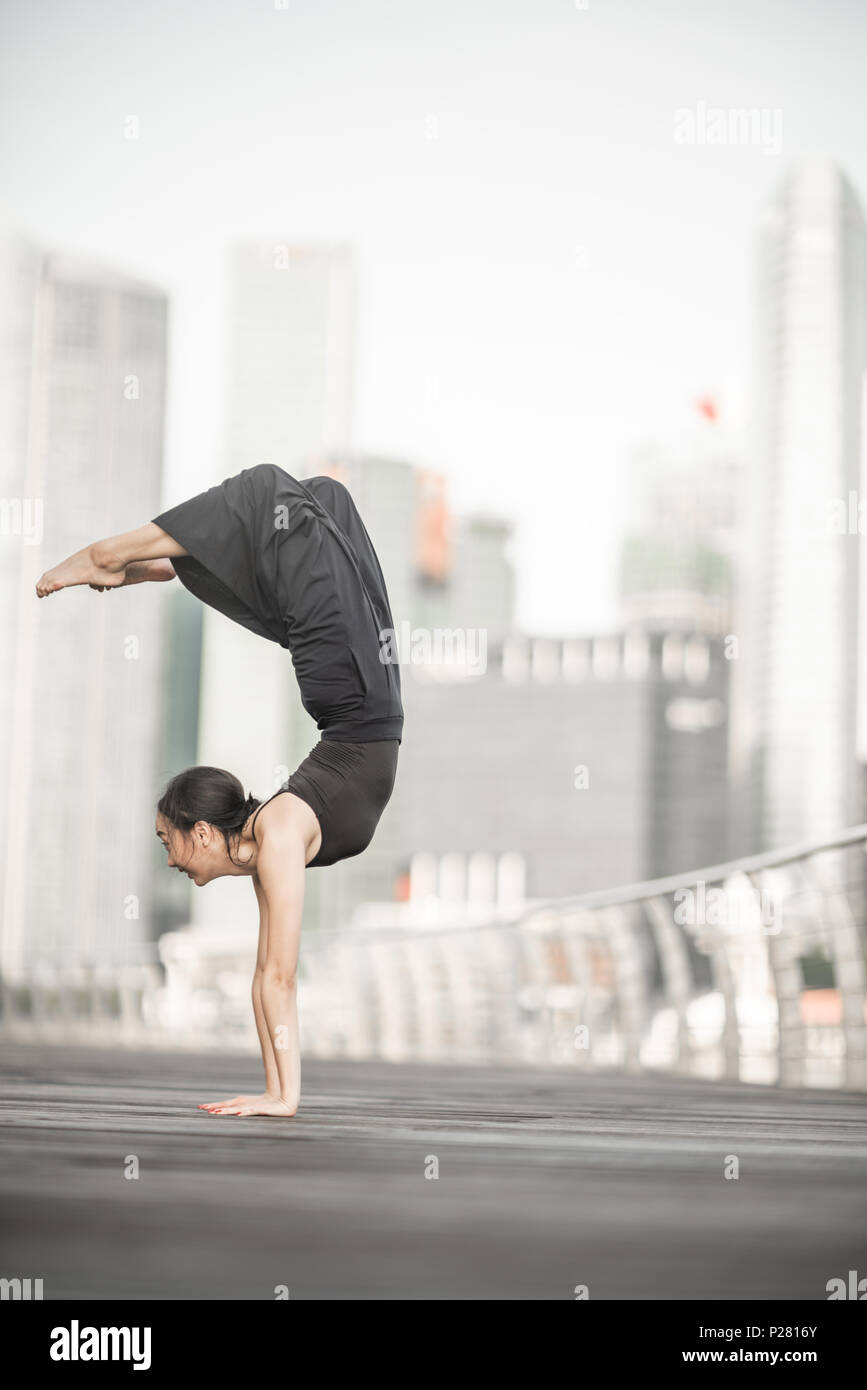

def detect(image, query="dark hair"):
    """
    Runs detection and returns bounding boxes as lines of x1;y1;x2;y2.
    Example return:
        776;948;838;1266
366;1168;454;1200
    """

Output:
157;766;261;867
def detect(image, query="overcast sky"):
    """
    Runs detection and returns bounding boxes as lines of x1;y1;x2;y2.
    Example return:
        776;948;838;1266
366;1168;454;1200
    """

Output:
2;0;866;631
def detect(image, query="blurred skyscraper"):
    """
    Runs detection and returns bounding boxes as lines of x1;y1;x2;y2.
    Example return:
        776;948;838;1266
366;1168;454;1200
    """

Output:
390;629;730;902
0;236;169;973
294;450;516;929
617;407;743;859
151;585;203;936
186;242;357;931
619;404;742;636
327;453;514;641
290;460;726;914
739;157;867;852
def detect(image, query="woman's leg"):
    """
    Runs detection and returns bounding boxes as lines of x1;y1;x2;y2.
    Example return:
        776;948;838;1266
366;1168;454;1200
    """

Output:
36;523;188;597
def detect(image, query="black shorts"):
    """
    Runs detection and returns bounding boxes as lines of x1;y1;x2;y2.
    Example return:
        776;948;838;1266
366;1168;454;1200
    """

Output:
259;738;399;867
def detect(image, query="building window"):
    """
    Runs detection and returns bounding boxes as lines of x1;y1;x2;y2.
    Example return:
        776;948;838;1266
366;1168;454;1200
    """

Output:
531;638;560;682
53;283;100;353
661;632;685;681
497;852;526;909
684;638;710;685
592;636;620;679
562;640;590;681
467;852;497;905
623;631;650;679
502;636;530;682
122;294;166;356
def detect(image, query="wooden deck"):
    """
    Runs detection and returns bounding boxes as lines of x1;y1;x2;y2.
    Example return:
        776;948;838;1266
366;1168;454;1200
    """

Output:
0;1041;865;1299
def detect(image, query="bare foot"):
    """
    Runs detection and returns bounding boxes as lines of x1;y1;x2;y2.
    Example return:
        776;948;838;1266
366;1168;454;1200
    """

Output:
210;1098;298;1118
89;559;176;592
36;542;127;598
198;1092;278;1112
121;558;176;585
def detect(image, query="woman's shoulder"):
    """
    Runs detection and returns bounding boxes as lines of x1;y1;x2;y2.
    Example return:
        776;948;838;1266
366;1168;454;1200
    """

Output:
251;786;322;868
251;787;314;839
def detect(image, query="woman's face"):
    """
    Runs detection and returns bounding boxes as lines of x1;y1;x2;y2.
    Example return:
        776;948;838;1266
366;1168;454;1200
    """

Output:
155;811;228;885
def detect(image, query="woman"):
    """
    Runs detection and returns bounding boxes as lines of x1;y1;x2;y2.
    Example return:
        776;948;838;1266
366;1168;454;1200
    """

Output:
36;463;404;1118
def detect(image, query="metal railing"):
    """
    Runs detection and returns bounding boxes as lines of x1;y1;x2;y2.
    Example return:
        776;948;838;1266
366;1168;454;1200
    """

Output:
2;826;867;1089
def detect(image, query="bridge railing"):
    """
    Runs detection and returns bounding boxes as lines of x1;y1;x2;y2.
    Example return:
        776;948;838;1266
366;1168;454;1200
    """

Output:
293;827;867;1089
2;827;867;1089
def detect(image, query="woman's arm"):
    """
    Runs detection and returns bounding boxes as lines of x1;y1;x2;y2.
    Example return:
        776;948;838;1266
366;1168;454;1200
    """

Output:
197;878;286;1114
213;821;307;1117
250;875;282;1099
252;825;306;1114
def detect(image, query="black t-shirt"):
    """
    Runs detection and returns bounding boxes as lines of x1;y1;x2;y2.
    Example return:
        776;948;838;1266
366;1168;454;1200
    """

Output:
152;464;403;742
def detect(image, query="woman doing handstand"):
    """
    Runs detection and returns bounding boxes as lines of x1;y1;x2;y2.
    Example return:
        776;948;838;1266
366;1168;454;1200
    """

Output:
36;463;404;1118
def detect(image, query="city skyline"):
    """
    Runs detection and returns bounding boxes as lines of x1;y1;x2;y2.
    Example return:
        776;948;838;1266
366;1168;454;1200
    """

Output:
741;158;867;850
0;243;170;972
3;0;867;633
4;3;867;1319
4;2;867;942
